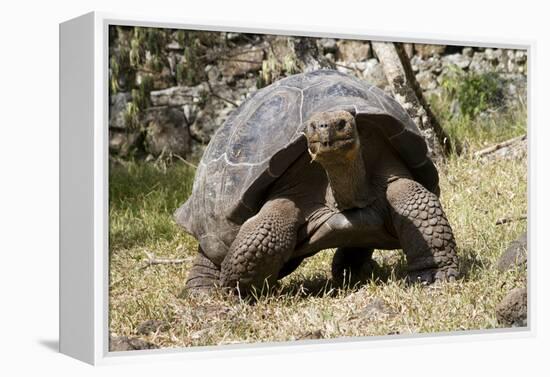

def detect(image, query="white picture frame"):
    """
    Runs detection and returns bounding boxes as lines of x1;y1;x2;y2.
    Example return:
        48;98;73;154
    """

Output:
59;11;533;365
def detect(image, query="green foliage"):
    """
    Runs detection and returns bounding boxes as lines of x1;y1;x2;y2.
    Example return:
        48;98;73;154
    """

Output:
109;27;226;138
440;67;505;119
258;38;300;88
128;27;168;71
175;31;222;86
109;28;134;94
110;27;169;91
110;26;172;131
123;102;140;130
429;66;525;153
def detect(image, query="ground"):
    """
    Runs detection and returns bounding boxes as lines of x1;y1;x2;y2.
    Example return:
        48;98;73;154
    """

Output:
109;103;527;349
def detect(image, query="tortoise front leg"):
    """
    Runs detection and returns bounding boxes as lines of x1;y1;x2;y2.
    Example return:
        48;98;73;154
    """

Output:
185;247;221;292
386;178;459;283
220;198;302;294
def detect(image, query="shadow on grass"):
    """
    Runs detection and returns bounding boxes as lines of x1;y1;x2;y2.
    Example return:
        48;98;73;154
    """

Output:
180;252;476;307
268;261;408;300
268;251;475;301
457;248;487;281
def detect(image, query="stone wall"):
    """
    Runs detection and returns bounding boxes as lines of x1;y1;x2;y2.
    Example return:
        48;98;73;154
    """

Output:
108;28;527;161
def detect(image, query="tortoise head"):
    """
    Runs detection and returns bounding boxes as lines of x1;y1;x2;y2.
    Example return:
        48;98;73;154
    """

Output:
305;110;368;209
305;110;359;164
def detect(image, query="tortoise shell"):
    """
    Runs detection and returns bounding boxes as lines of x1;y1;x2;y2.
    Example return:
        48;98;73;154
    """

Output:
175;70;438;264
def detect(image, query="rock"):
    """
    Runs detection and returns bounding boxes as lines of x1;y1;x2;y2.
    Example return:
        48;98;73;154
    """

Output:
462;47;474;57
220;46;264;78
485;48;503;62
410;56;421;72
109;336;157;351
293;38;334;72
469;51;492;73
410;55;442;74
496;287;527;327
190;105;230;144
259;37;333;85
416;71;438;91
226;32;241;41
336;40;371;62
299;329;324;340
136;319;170;335
318;38;337;54
109;92;132;130
497;232;527;272
144;106;191;157
205;64;221;83
362;58;388;89
503;73;527;105
352;61;367;71
109;130;140;156
514;50;527;64
258;37;298;85
166;40;183;51
441;53;471;69
150;84;207;107
413;43;446;58
148;66;176;90
108;91;140;157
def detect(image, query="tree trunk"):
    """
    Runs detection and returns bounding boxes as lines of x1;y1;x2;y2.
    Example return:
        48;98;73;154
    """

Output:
371;41;459;159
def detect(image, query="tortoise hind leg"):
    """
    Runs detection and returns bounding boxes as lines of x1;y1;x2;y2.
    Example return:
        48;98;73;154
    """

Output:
277;256;306;280
220;198;302;295
331;247;378;288
185;247;221;292
386;178;459;283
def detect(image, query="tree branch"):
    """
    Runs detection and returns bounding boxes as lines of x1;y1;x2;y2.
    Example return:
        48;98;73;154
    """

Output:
141;251;190;268
474;134;527;158
495;215;528;225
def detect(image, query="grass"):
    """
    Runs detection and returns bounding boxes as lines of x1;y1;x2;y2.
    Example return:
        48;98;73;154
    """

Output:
109;100;527;349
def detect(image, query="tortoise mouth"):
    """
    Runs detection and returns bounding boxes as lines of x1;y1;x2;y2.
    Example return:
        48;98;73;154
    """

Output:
308;137;356;156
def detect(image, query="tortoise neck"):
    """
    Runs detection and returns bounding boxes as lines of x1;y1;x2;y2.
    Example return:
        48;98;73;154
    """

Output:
322;147;369;210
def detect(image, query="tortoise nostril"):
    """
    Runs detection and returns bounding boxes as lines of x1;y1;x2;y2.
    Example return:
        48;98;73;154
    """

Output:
338;119;346;129
319;123;327;129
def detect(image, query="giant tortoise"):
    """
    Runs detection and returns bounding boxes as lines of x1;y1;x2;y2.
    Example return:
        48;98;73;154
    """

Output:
175;69;458;293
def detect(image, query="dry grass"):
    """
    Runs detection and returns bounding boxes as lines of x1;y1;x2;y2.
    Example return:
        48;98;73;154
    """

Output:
109;111;527;349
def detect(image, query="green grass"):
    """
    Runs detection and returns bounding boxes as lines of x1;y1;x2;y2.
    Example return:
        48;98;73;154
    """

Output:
109;161;195;250
109;107;527;349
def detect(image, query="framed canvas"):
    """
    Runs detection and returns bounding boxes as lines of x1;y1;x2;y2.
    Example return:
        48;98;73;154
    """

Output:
59;11;532;365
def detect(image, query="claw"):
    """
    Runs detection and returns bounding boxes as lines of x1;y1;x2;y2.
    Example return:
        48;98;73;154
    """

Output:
407;266;459;285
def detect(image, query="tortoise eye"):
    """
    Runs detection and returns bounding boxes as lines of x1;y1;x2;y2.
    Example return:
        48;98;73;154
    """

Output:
337;119;346;129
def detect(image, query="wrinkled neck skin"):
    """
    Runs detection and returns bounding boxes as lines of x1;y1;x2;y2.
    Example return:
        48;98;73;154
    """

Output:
319;147;369;211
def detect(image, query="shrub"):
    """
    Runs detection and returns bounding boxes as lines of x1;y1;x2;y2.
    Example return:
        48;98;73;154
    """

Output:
441;67;505;119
